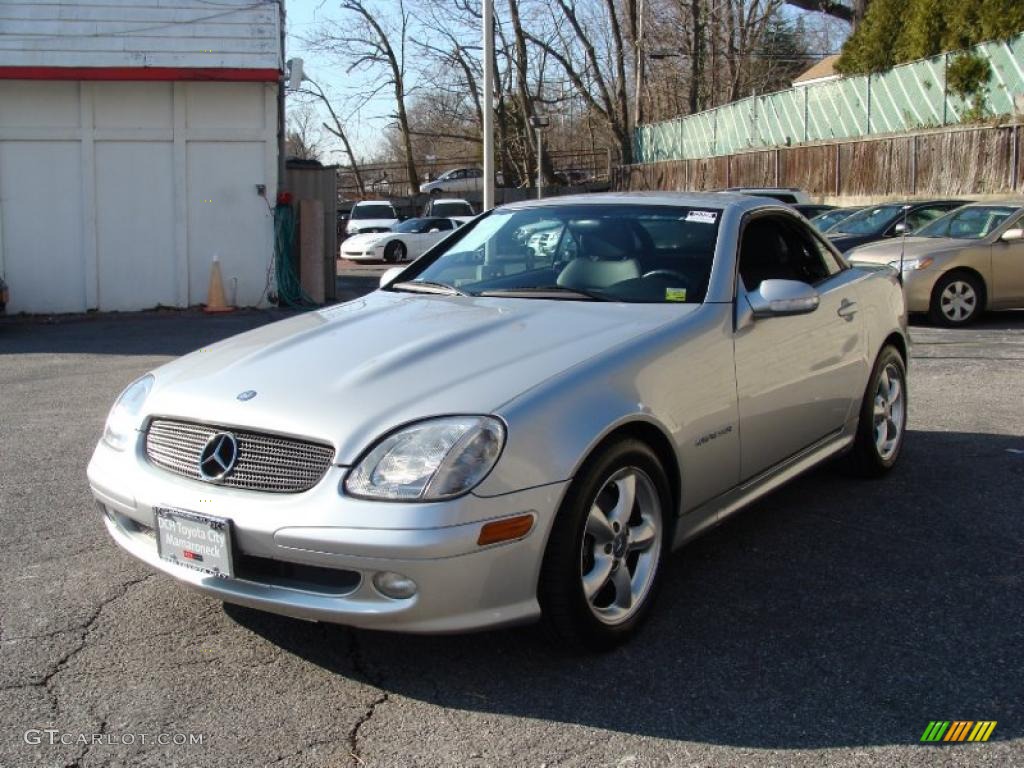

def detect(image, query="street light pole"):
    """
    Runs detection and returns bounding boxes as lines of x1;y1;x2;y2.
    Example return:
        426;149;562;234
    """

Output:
482;0;495;211
634;0;645;129
530;115;550;199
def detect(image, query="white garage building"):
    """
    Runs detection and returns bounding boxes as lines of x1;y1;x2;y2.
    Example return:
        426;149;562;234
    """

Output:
0;1;283;314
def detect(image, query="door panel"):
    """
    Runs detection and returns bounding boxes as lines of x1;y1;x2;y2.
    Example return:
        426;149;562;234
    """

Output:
0;141;85;313
991;234;1024;305
733;214;865;479
186;142;271;307
95;141;176;310
735;270;864;478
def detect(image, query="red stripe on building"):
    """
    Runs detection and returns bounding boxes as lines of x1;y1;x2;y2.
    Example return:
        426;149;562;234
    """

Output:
0;66;280;82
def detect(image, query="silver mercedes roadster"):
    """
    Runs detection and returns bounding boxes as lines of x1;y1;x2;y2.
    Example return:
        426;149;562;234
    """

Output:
88;193;908;649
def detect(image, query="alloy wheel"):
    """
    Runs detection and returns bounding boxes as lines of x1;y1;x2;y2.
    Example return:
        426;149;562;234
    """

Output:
579;467;662;625
873;362;905;461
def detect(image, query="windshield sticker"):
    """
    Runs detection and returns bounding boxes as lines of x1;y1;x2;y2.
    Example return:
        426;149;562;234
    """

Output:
685;210;717;224
665;287;688;302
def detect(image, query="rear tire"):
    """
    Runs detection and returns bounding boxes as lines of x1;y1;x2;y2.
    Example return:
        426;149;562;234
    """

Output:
928;271;984;326
538;439;672;652
843;345;907;477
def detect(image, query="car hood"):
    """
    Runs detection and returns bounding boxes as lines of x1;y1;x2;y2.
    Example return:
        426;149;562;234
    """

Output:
347;218;397;231
144;291;690;464
846;236;967;264
342;232;388;250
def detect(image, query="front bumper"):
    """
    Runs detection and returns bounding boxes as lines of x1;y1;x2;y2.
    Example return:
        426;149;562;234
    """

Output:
88;438;567;633
902;270;938;313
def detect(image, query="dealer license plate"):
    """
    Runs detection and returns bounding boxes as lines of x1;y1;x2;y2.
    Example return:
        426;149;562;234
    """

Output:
155;507;234;578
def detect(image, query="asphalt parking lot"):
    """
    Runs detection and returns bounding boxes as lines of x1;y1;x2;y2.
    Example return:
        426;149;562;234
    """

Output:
2;305;1023;768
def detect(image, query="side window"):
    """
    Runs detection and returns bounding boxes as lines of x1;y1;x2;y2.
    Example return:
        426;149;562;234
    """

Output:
469;169;483;178
738;216;838;291
435;218;453;231
905;206;948;231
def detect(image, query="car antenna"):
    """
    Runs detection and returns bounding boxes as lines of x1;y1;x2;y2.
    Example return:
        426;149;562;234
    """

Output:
897;204;911;285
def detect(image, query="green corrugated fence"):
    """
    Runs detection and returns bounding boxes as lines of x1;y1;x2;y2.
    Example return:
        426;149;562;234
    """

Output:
635;34;1024;163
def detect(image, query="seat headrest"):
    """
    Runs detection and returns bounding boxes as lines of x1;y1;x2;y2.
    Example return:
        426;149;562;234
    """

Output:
557;258;641;289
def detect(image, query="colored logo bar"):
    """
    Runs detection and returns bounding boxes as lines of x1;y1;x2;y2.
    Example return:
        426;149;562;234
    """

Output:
920;721;997;743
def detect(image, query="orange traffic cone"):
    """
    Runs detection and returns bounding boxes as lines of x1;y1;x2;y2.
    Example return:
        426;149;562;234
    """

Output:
204;254;234;314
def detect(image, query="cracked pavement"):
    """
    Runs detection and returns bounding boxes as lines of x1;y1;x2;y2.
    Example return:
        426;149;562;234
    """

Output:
1;308;1022;768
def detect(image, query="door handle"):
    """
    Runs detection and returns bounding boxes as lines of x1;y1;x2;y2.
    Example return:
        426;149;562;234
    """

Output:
837;298;858;321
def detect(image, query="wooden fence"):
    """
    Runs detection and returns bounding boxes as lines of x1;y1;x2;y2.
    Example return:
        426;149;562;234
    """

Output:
613;121;1024;201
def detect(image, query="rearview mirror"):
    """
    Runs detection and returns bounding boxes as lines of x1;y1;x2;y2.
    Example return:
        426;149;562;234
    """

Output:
379;266;404;288
747;279;820;318
1000;227;1023;242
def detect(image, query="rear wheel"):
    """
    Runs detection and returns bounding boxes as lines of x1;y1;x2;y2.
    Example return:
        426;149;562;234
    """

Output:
384;241;406;263
843;345;907;477
929;271;983;326
539;440;671;651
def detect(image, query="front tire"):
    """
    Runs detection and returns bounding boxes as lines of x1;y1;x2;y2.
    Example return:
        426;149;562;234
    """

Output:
539;440;671;651
384;241;406;263
844;345;907;477
929;271;983;326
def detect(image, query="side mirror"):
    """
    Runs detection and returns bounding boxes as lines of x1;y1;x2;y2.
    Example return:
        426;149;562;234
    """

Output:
747;279;820;318
379;266;404;288
429;228;441;233
892;222;908;235
1000;227;1023;242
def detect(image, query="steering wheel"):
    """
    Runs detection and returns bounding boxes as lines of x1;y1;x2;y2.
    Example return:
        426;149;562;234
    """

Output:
642;269;689;285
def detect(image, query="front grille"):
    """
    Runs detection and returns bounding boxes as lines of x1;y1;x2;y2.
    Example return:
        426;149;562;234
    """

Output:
145;419;335;493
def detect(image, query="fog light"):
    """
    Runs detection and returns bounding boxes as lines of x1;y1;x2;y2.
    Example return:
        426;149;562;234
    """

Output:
373;571;418;599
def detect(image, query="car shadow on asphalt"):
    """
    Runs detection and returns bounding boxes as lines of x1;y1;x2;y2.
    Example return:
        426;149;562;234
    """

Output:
0;309;301;356
226;428;1024;749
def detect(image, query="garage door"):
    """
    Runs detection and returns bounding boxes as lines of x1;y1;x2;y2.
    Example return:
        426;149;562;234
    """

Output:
0;80;275;314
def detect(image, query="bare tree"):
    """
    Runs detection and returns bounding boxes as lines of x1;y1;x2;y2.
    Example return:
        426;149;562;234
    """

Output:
296;78;366;196
310;0;420;191
285;104;325;161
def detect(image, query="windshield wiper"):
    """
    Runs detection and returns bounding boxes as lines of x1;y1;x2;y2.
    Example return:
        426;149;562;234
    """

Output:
391;280;467;296
478;285;611;301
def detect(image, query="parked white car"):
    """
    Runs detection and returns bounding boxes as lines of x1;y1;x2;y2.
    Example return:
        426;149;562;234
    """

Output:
420;168;485;196
345;200;400;236
423;198;475;224
341;217;460;262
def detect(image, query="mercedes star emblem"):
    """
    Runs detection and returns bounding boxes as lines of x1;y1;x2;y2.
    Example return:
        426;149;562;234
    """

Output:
198;432;239;481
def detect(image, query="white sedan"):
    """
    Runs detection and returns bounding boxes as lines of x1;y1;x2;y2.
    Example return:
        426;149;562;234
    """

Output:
340;217;460;262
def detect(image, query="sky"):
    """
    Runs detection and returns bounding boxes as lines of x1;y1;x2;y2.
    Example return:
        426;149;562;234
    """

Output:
283;0;850;164
285;0;398;163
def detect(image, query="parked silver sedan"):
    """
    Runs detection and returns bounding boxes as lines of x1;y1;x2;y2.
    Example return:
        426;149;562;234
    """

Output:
88;193;908;649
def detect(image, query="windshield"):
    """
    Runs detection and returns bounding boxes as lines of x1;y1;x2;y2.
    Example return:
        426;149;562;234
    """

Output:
351;204;396;220
830;204;902;235
915;206;1019;239
393;218;431;233
432;201;473;217
394;204;721;303
812;208;861;232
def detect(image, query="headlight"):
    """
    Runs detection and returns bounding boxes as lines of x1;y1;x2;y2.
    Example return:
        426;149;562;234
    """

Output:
102;374;154;450
888;256;934;271
344;416;505;501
